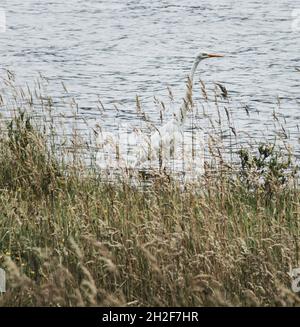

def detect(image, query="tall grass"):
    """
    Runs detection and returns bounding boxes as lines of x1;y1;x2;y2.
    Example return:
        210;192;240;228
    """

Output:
0;74;299;306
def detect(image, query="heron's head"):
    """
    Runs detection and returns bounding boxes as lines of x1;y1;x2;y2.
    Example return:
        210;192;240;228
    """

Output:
196;52;224;62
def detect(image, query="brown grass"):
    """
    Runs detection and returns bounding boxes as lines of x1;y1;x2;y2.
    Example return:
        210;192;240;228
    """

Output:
0;74;299;306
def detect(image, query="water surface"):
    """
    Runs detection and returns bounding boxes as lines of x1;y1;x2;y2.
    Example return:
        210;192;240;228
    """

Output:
0;0;299;155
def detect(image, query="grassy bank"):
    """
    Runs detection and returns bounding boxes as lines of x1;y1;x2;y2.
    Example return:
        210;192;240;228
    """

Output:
0;108;299;306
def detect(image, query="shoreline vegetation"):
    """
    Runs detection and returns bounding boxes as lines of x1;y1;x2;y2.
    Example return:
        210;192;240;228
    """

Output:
0;73;299;306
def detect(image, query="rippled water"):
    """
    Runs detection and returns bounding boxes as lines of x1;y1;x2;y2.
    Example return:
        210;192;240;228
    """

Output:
0;0;300;154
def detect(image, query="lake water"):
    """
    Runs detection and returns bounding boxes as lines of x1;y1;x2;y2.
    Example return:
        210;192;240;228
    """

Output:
0;0;300;161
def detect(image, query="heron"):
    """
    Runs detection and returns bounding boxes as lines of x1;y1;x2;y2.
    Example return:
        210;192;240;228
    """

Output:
134;52;224;168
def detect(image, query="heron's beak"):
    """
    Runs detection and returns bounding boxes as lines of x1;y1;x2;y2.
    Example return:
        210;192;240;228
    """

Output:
207;53;224;58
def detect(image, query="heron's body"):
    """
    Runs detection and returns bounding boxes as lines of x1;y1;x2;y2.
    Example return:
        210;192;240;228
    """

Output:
134;52;223;168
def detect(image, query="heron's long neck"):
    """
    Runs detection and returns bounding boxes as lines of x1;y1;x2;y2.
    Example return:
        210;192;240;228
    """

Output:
178;59;200;123
190;59;200;83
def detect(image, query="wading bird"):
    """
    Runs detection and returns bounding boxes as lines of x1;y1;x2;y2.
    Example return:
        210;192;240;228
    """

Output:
96;52;224;171
134;52;224;168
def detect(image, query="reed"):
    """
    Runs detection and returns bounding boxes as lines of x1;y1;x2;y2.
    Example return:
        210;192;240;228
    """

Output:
0;73;299;306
